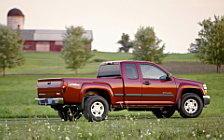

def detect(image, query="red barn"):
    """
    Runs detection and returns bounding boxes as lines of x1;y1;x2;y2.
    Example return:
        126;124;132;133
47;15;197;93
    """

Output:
7;8;93;52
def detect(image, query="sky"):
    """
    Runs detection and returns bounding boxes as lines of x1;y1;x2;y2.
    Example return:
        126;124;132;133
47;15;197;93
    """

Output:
0;0;223;53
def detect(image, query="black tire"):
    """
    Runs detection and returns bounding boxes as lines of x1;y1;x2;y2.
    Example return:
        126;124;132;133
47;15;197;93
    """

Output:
83;96;109;122
58;109;68;121
179;93;203;118
58;106;82;121
67;108;75;121
152;107;176;118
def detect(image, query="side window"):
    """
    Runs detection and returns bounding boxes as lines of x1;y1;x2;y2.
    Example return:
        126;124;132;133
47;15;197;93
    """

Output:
140;64;167;80
124;63;138;79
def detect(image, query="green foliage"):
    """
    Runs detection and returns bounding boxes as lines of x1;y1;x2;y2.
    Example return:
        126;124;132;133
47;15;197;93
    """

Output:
133;26;166;64
0;25;24;76
117;33;133;53
188;43;199;53
192;15;224;72
61;26;93;73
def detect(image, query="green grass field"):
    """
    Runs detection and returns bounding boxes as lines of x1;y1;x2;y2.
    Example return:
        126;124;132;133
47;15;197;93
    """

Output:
0;73;223;118
4;52;198;75
1;52;223;139
1;117;224;140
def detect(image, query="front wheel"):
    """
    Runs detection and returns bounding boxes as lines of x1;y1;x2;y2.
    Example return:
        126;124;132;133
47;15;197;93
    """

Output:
83;96;109;122
179;93;203;118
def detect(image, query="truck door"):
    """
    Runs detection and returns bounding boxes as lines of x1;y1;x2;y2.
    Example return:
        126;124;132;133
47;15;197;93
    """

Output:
139;63;177;104
122;63;142;105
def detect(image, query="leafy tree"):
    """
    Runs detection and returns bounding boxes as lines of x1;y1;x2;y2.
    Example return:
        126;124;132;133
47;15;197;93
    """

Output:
192;16;224;72
117;33;133;53
188;42;199;53
61;26;93;73
133;26;165;64
0;25;24;76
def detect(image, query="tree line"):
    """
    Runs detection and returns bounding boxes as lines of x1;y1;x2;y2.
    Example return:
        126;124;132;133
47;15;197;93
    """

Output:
0;15;224;76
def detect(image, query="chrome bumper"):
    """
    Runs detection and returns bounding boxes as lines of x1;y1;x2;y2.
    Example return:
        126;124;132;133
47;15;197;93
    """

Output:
35;98;64;105
203;95;210;106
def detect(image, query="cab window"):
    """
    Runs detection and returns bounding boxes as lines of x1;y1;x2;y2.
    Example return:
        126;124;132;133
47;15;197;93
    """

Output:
124;63;138;79
140;64;167;80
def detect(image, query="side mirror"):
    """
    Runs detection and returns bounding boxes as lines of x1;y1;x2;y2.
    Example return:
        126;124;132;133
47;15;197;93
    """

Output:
160;73;172;80
166;73;172;80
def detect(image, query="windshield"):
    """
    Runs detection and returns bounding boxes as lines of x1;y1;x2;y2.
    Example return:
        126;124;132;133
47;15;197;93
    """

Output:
98;64;121;77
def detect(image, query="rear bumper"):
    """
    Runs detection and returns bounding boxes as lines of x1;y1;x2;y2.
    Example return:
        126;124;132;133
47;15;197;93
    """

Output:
35;98;64;105
203;95;210;106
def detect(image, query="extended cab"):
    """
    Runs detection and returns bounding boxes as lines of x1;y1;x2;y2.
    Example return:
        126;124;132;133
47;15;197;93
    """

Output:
35;61;210;121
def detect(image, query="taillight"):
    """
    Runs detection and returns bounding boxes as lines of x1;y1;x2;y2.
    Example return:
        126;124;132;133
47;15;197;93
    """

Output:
62;82;68;92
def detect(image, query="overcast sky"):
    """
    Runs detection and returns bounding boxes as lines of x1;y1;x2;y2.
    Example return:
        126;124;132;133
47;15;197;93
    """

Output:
0;0;223;53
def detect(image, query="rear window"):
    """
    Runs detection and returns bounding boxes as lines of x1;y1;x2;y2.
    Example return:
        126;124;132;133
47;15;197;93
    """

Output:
98;64;121;77
124;63;138;79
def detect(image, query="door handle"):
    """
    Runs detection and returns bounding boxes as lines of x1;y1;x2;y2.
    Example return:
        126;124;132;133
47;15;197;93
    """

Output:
143;81;150;85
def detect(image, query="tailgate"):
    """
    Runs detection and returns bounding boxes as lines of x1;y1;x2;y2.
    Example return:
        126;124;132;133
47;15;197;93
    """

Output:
37;78;65;98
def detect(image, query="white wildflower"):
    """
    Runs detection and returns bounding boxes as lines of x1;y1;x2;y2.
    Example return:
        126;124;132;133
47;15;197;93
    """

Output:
206;134;211;138
146;129;151;136
192;131;196;137
65;136;70;140
58;136;62;140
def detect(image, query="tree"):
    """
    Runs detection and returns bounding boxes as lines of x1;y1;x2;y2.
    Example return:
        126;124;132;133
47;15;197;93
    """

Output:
0;25;24;76
188;42;199;53
117;33;133;53
61;26;93;73
132;26;165;64
191;16;224;72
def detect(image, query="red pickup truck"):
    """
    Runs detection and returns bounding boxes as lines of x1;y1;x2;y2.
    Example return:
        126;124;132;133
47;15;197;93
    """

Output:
35;61;210;121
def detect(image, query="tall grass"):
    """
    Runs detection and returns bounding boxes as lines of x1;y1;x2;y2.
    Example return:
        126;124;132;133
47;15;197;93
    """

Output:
0;118;224;140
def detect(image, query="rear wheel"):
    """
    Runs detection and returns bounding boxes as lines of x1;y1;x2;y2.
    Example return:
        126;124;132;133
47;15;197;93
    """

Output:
152;107;176;118
83;96;109;122
179;93;203;118
58;109;68;121
58;106;82;121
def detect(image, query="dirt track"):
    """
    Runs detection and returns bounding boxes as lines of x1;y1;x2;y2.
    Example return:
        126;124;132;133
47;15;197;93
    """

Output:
162;62;224;73
1;116;224;124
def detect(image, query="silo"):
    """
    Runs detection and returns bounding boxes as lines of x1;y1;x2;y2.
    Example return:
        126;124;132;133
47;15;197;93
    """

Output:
7;8;25;30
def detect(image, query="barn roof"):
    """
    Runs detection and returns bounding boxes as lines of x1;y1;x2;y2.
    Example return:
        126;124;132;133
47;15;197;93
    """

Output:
20;29;93;41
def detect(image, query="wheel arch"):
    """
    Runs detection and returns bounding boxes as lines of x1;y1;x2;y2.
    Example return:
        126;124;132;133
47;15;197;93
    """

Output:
85;88;112;106
80;83;114;110
177;87;204;110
